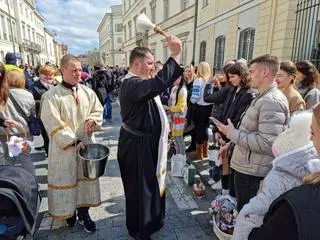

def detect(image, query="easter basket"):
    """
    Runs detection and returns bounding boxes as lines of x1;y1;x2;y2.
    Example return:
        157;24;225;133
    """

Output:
5;127;29;159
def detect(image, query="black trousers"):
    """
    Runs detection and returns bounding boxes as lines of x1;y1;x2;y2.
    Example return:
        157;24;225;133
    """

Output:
193;104;212;144
41;121;49;155
234;170;263;211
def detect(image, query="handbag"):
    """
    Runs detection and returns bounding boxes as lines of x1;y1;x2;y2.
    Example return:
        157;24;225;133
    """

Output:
9;93;42;136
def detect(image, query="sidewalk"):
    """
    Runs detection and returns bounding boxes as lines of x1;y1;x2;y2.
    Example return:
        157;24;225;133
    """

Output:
33;105;217;239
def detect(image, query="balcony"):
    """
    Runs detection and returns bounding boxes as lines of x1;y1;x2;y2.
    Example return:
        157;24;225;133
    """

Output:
21;39;41;53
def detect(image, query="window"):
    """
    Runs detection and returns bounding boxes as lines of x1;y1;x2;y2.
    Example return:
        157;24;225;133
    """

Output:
22;24;25;39
0;16;6;40
128;21;132;39
124;25;127;41
181;0;188;10
141;8;146;14
202;0;209;8
20;4;23;14
115;23;123;32
133;15;137;34
214;35;225;71
237;28;255;62
199;41;206;62
7;18;12;41
12;21;17;43
180;40;187;65
25;8;28;18
150;1;156;23
163;0;169;20
163;45;168;60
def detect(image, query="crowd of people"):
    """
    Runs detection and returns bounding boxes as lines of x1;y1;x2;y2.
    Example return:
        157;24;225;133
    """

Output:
0;31;320;240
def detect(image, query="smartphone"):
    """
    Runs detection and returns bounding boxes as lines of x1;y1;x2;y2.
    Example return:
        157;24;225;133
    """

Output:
209;117;223;126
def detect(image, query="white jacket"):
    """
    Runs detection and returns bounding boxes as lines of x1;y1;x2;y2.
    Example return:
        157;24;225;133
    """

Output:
232;144;320;240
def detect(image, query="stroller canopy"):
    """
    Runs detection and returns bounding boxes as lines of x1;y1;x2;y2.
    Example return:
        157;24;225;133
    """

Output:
0;165;40;235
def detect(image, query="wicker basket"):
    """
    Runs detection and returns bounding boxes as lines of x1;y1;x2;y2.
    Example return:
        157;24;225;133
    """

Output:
212;215;232;240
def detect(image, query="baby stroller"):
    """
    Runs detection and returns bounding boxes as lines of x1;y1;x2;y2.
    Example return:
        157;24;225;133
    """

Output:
0;163;41;239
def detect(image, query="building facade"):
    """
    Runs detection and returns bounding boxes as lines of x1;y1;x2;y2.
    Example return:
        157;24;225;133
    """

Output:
87;48;100;67
0;0;63;66
44;28;56;64
122;0;195;66
98;4;124;67
195;0;302;70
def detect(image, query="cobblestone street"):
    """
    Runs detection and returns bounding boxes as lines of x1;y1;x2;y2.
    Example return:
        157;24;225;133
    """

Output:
33;105;217;240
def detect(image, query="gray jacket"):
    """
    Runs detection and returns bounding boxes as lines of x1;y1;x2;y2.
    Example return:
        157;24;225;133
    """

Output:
232;144;319;240
228;85;289;177
0;88;35;140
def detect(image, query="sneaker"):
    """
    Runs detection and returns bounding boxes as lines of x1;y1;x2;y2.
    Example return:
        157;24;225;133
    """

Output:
207;178;215;185
78;214;96;233
65;214;76;227
211;180;222;190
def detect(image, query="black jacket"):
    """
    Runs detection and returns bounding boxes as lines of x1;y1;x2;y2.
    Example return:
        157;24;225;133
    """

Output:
29;80;51;115
204;84;256;141
249;184;320;240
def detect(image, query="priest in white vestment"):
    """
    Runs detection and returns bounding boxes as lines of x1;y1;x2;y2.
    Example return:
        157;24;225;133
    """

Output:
41;55;103;233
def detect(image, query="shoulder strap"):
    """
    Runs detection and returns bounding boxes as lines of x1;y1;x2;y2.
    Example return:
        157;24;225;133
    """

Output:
8;93;28;120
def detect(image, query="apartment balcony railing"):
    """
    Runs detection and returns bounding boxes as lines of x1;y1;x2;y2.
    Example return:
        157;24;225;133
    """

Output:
21;39;41;53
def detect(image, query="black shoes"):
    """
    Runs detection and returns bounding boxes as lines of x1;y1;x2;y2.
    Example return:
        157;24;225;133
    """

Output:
35;145;45;151
65;213;96;233
78;214;96;233
66;214;76;227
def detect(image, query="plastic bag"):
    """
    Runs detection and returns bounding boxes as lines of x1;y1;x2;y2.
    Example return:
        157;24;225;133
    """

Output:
171;154;186;177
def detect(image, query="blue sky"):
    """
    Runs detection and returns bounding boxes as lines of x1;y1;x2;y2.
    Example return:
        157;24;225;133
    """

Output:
36;0;121;55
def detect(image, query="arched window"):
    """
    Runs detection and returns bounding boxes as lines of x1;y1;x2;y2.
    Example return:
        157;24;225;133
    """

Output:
238;28;255;62
214;35;225;71
199;41;206;62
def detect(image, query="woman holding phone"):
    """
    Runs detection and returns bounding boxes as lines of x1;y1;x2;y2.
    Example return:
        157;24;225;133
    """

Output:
208;61;256;196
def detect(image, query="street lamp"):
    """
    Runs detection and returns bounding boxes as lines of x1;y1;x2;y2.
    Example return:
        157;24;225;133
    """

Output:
6;0;16;54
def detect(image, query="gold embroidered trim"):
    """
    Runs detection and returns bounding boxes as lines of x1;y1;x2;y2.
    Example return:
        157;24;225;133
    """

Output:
48;179;98;190
156;168;167;178
160;187;166;197
50;124;66;138
48;182;78;190
48;212;75;221
76;203;101;208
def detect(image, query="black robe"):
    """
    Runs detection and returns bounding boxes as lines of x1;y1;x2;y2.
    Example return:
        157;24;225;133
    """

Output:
117;57;183;239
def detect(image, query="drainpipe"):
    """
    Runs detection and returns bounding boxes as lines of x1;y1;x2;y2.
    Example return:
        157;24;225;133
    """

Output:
111;14;115;66
192;0;199;65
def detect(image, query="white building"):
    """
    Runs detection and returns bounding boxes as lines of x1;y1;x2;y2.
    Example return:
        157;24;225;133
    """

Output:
0;0;58;66
122;0;195;66
98;4;124;66
44;28;56;64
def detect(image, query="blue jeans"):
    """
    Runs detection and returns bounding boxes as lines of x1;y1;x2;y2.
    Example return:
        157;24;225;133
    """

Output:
103;93;112;120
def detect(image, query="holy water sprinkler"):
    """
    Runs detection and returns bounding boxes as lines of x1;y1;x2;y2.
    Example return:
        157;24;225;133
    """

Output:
136;13;169;38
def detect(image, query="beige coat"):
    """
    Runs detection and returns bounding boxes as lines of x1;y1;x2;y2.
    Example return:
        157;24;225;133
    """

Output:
281;85;305;114
228;85;290;177
41;84;103;220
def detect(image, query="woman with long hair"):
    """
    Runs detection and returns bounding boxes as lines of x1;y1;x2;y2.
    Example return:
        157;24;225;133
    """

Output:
184;64;197;152
0;62;8;111
276;61;305;114
164;76;188;156
295;60;320;109
189;62;213;160
207;61;256;195
0;63;18;130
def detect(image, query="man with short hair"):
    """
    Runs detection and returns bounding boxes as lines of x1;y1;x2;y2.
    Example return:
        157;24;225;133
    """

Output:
41;55;103;233
118;36;182;240
217;55;289;211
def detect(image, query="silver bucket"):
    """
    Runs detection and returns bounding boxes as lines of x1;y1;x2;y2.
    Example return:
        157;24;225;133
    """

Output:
78;143;110;179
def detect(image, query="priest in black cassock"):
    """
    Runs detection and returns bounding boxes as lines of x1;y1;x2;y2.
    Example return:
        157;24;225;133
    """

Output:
117;36;183;240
